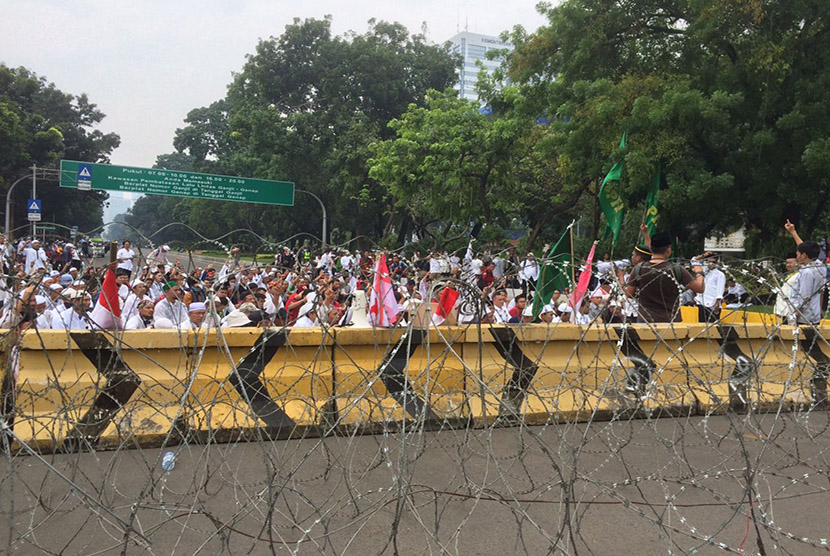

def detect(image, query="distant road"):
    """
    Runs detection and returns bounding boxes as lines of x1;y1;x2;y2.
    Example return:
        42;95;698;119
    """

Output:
90;249;275;273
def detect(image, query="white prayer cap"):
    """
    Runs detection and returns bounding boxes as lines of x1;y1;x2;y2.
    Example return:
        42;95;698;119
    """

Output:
154;318;175;329
298;302;315;318
189;302;206;313
222;310;252;328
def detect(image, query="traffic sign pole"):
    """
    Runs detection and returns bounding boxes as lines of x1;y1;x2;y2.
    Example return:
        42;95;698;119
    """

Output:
31;164;36;236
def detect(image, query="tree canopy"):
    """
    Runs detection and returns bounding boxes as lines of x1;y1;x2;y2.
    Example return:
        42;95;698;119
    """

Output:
118;3;830;255
504;0;830;251
126;17;459;247
0;65;120;234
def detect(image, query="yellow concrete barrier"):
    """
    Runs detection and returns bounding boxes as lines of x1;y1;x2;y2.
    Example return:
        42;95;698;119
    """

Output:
2;321;828;453
331;327;467;428
184;327;333;442
12;329;188;451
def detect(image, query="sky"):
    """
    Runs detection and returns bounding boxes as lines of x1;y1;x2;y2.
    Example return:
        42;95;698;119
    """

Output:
1;1;547;220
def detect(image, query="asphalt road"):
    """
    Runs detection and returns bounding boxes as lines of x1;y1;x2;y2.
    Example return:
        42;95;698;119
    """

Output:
2;412;829;555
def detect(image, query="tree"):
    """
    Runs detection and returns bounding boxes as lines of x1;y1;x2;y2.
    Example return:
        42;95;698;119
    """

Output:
369;90;527;246
506;0;830;252
152;17;458;247
0;65;120;235
368;87;592;251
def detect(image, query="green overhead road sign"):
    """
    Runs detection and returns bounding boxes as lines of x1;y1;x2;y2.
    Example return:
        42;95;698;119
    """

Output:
60;160;295;206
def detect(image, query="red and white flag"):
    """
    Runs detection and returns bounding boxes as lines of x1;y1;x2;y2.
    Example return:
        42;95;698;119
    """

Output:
570;242;597;311
432;286;460;325
90;266;122;330
368;253;398;327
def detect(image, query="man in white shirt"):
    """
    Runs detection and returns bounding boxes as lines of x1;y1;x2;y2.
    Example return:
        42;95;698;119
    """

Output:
24;239;49;275
34;295;53;329
293;302;319;327
469;255;483;280
263;279;286;319
428;252;442;276
340;251;354;273
153;281;189;327
180;302;207;330
519;253;540;293
491;289;511;324
51;291;92;330
122;279;151;326
125;300;155;329
693;253;725;322
116;240;136;277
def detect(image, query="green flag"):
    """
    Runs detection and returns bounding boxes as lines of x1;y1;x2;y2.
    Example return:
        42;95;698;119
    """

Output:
598;133;626;246
532;226;572;318
644;163;660;235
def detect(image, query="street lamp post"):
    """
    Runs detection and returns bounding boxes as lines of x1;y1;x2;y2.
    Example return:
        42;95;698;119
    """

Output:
296;189;327;248
4;173;34;241
3;167;58;241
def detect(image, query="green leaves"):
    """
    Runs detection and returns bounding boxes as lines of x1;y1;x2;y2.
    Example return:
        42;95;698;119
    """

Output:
129;18;458;246
0;64;119;232
507;0;830;252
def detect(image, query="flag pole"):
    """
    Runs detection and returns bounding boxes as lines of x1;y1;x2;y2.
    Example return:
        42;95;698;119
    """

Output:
569;224;576;286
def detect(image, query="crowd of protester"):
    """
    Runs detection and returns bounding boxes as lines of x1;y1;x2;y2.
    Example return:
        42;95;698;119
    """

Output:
0;223;827;333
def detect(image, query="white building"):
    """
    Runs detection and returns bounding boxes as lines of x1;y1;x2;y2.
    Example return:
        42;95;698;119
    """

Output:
447;32;513;101
704;227;746;254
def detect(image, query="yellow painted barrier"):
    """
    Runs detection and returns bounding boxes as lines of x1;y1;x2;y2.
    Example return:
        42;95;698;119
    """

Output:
13;329;189;451
331;327;467;428
3;322;829;453
184;327;334;442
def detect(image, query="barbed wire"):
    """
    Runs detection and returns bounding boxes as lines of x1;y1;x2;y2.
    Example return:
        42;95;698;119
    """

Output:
1;232;829;555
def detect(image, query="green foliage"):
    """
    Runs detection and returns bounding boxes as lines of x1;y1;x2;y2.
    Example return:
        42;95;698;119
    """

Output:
368;87;594;250
130;17;458;247
0;65;120;233
506;0;830;250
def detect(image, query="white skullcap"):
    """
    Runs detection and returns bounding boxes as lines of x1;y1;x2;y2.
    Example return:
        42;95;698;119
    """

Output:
154;318;175;329
298;302;315;318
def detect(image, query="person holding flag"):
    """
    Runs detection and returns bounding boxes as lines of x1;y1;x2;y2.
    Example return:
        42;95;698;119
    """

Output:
89;242;123;330
368;253;398;327
531;223;573;319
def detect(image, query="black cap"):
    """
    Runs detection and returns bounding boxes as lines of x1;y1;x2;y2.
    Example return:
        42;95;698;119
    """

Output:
633;244;652;256
651;232;672;249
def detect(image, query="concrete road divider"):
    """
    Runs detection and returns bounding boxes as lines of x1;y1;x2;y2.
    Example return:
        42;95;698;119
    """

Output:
2;323;828;453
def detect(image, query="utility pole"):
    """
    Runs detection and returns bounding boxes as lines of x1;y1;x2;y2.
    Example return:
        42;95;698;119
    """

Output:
297;189;327;248
31;164;37;237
